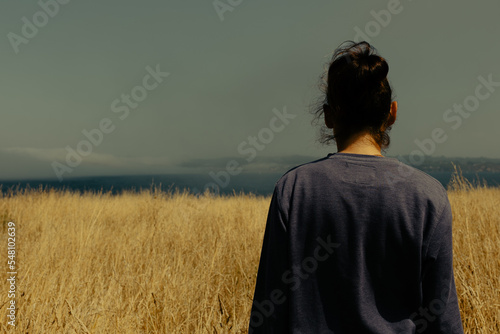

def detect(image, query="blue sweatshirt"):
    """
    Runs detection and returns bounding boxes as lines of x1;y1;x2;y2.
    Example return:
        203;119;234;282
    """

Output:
249;153;464;333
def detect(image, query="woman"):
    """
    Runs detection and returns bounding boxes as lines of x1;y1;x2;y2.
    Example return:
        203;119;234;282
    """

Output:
248;41;464;333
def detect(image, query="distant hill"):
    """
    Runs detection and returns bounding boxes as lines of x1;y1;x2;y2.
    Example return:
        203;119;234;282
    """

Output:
232;154;500;174
395;155;500;173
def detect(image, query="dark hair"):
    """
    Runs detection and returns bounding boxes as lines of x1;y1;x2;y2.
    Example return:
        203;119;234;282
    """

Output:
311;41;395;151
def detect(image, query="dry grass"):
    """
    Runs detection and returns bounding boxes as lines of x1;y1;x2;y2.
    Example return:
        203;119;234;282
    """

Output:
0;171;498;333
447;169;500;332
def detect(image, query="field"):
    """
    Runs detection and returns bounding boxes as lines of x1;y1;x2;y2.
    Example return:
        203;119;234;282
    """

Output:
0;171;499;333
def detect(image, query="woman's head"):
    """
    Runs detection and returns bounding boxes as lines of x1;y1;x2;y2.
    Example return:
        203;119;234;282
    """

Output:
313;41;397;151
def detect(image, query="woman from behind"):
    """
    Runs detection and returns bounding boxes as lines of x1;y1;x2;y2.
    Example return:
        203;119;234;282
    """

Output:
248;41;464;333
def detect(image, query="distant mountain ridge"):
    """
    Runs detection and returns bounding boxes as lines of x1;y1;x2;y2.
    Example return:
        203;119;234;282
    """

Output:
235;155;500;174
394;155;500;173
178;154;500;174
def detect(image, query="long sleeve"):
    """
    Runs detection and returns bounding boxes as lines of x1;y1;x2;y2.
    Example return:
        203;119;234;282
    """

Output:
419;197;464;333
248;187;289;333
248;154;465;333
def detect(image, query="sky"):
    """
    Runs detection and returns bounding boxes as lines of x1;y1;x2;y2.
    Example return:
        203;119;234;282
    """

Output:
1;0;499;180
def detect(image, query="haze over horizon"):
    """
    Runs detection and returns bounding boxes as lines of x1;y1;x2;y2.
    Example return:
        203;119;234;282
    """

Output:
1;0;500;181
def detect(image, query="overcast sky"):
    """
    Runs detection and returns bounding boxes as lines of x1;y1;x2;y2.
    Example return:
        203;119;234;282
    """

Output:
1;0;499;180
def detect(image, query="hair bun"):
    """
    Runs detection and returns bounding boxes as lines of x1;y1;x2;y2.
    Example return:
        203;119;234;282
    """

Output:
364;55;389;85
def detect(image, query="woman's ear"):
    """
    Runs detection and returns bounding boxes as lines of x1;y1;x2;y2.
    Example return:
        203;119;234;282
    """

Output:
387;101;397;127
323;104;334;129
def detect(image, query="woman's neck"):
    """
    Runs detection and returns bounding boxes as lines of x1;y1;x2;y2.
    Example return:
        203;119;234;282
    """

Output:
336;131;383;156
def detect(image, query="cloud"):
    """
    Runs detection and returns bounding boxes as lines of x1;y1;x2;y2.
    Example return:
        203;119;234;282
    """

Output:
177;154;321;173
0;147;324;181
1;147;67;162
1;147;172;166
0;147;176;180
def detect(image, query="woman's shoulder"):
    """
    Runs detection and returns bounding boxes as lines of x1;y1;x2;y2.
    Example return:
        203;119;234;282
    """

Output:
274;153;448;200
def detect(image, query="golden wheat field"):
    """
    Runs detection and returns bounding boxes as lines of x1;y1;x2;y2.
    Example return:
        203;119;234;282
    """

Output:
0;171;499;333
